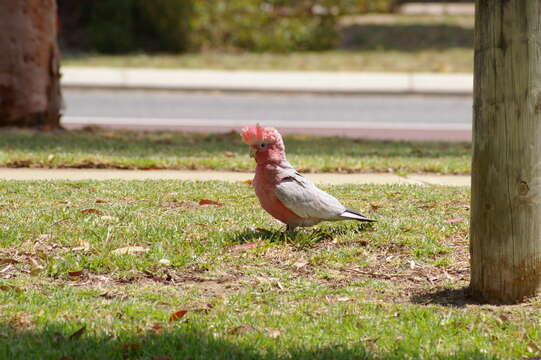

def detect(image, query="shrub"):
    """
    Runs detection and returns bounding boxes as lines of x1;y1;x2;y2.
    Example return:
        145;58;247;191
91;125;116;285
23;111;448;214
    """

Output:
85;0;135;53
57;0;193;54
339;0;393;14
57;0;394;54
135;0;193;52
191;0;340;52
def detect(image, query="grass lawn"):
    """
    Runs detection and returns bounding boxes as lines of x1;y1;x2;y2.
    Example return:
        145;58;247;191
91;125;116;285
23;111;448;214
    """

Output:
63;15;474;73
0;180;539;359
63;48;473;74
0;128;472;175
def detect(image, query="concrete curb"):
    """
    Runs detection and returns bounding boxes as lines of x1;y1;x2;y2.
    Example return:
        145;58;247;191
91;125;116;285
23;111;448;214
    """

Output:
61;67;473;96
0;169;471;187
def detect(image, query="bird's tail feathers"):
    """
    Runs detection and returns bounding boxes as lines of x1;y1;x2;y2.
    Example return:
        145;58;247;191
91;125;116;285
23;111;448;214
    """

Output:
341;208;376;222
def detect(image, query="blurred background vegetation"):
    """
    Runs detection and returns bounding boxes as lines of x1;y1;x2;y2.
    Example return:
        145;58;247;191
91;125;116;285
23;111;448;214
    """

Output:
57;0;475;73
57;0;415;54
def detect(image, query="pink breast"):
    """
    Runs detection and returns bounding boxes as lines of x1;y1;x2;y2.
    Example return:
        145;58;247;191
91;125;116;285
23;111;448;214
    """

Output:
260;194;302;224
254;170;303;225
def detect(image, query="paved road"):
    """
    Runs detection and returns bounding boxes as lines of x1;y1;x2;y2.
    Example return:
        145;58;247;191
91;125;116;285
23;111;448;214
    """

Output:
63;90;473;141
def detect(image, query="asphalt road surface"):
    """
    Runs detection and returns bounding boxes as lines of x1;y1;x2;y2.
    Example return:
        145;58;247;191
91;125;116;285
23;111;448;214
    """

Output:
62;89;473;141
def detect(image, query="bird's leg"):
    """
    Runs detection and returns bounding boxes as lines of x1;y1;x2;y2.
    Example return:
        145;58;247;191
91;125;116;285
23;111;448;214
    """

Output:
285;224;297;233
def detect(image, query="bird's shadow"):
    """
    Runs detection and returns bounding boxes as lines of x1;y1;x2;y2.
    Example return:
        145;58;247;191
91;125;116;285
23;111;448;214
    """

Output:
229;222;375;249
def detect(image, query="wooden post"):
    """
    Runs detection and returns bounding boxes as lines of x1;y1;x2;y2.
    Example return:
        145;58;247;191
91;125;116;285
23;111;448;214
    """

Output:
471;1;541;303
0;0;62;129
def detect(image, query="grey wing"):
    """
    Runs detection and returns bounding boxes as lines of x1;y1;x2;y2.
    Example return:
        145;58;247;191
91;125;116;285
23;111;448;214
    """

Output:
274;172;346;220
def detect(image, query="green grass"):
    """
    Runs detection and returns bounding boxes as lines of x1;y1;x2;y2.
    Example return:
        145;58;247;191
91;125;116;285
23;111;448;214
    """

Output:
63;15;474;73
63;48;473;73
0;180;539;359
0;128;472;174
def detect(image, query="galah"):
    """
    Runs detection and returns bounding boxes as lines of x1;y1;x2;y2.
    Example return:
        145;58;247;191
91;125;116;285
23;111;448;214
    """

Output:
240;124;375;232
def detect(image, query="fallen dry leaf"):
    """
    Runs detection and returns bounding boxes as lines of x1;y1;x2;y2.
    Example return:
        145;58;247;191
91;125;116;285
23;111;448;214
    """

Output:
0;264;14;273
325;295;352;303
229;324;256;336
0;285;21;292
29;257;44;270
71;242;90;252
112;246;149;256
141;166;165;171
190;307;212;314
446;218;464;223
231;242;262;251
95;200;107;204
0;258;18;265
168;310;188;322
80;209;102;215
6;160;33;168
198;199;224;207
68;270;84;277
99;292;116;300
267;329;281;338
150;323;163;334
241;179;253;185
69;326;86;340
158;259;171;265
224;151;236;158
495;314;509;325
528;341;541;354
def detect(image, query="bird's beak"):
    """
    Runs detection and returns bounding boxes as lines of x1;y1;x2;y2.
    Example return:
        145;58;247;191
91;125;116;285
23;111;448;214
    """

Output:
249;148;257;158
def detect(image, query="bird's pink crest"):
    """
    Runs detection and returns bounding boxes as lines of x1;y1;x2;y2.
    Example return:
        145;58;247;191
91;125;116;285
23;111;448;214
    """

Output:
240;124;264;145
240;124;282;145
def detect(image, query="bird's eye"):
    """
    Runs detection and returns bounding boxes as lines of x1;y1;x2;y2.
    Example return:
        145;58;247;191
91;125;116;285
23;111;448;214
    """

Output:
259;143;267;149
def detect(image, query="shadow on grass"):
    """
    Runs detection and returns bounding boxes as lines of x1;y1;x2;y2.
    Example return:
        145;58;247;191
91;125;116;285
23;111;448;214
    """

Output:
0;323;496;360
230;222;375;249
410;287;486;308
341;24;473;51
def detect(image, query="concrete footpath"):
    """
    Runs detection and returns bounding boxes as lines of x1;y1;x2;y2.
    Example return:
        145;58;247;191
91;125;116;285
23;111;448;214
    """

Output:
62;67;473;96
0;169;470;187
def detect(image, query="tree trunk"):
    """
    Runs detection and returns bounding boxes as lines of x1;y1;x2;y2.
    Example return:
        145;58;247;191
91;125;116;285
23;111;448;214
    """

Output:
0;0;62;129
470;1;541;304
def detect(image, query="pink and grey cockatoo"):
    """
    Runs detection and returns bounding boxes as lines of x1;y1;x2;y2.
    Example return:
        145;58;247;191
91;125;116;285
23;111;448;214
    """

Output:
240;124;375;232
